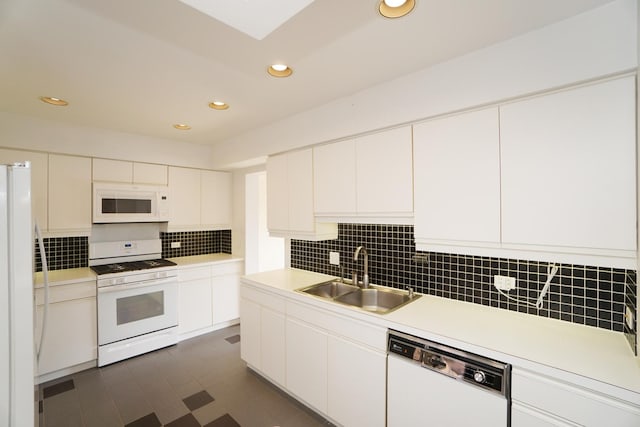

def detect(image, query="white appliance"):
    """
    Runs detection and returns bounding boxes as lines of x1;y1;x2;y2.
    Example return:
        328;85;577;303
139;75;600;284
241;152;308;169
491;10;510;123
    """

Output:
0;163;35;427
93;182;170;223
387;330;511;426
90;239;178;366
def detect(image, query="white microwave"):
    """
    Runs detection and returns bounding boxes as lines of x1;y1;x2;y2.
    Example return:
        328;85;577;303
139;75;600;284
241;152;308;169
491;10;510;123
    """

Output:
93;182;170;223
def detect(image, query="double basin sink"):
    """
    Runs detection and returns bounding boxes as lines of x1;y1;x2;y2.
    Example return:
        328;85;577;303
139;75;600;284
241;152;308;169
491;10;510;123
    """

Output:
297;279;420;314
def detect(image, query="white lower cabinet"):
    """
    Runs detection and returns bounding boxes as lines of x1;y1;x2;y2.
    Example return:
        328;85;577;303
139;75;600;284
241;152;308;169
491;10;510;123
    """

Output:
327;335;386;427
511;368;640;427
260;308;286;386
285;317;328;413
178;260;243;340
239;298;261;369
178;269;213;336
241;281;387;426
35;281;97;382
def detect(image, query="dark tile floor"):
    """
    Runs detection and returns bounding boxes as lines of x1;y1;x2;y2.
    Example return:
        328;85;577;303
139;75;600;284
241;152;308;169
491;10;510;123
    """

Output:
39;325;333;427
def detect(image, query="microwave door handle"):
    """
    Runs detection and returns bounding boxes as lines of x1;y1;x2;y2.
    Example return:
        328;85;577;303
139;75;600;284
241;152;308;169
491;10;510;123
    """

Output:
98;277;176;294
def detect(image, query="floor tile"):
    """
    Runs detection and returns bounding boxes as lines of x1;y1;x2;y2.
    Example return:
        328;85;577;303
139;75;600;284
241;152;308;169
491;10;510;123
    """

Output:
124;412;162;427
204;413;241;427
40;325;333;427
183;389;215;411
224;334;240;344
43;378;75;398
165;412;201;427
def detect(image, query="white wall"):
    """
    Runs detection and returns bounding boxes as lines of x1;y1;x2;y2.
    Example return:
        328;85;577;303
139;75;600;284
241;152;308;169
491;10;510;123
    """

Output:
210;0;638;169
0;111;215;170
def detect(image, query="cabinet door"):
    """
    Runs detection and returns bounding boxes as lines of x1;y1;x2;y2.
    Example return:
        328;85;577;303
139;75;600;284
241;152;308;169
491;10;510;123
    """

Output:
260;307;286;386
413;108;501;245
0;149;48;230
35;297;97;376
314;140;357;215
168;166;201;228
285;318;328;413
92;158;132;183
240;298;261;369
133;163;167;185
266;153;289;231
48;154;92;233
178;278;213;335
287;149;315;233
201;170;231;229
356;126;413;216
211;273;239;325
328;335;386;427
500;77;636;252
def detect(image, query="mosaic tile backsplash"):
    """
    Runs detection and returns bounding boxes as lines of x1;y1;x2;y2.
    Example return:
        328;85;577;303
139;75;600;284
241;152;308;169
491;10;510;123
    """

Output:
161;230;232;258
34;236;88;272
291;224;637;339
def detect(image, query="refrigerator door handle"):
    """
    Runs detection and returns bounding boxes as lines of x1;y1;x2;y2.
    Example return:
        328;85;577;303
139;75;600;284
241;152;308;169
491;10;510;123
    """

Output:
34;222;49;365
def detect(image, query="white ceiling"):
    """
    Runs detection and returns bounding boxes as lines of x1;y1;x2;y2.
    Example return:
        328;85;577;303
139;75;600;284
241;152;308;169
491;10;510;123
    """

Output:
0;0;616;148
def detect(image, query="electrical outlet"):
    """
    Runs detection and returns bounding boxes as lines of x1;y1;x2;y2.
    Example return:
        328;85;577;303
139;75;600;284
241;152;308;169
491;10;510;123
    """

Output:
494;275;516;291
170;241;181;249
626;305;635;330
329;251;340;266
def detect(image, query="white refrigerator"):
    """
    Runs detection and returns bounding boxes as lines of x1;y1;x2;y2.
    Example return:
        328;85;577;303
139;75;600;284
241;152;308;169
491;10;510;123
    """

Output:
0;163;35;427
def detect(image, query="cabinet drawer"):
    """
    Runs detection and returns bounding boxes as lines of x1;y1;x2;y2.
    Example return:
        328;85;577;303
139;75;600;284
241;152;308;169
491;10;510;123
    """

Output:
512;368;640;426
178;266;211;282
241;285;285;313
211;261;242;277
35;281;96;305
286;300;386;351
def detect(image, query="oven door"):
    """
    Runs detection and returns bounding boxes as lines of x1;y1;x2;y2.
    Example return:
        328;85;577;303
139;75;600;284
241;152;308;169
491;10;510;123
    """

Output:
97;277;178;346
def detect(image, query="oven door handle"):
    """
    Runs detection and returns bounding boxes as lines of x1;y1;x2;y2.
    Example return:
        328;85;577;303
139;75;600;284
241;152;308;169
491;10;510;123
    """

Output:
97;277;177;294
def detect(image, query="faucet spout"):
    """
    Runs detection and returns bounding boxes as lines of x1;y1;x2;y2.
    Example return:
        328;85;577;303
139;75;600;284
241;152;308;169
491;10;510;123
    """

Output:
353;246;369;288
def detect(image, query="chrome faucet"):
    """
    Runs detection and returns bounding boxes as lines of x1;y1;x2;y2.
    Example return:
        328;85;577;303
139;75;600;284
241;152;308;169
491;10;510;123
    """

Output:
353;246;369;288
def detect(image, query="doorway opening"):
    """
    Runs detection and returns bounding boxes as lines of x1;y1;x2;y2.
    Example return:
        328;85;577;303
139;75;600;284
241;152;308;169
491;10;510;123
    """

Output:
244;171;284;274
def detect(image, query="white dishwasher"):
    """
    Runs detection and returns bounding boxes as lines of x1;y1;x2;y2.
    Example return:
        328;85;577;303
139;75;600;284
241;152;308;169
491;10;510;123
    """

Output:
387;330;511;426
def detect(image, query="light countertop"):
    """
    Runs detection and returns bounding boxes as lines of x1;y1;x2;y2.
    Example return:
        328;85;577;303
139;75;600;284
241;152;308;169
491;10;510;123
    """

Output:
168;253;243;267
242;268;640;403
34;253;243;287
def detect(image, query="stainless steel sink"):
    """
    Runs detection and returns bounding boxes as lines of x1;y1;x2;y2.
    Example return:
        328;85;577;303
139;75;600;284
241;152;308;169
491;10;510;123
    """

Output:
334;287;417;314
297;280;419;314
297;280;359;299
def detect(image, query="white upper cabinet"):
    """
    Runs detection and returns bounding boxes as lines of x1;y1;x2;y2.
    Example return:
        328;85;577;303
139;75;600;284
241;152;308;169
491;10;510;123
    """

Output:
0;149;48;231
267;149;337;240
93;158;167;185
168;166;232;231
356;127;413;217
500;76;636;265
168;166;201;229
49;154;92;235
313;139;357;216
201;170;232;229
133;163;167;185
92;158;132;183
413;108;501;248
314;126;413;223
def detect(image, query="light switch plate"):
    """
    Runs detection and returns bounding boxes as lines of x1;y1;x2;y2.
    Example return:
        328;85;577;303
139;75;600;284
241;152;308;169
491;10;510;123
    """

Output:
171;241;181;249
329;251;340;266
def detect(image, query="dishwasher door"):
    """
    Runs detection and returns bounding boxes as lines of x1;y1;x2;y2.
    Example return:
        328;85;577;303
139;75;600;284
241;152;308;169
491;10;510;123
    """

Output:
387;354;509;426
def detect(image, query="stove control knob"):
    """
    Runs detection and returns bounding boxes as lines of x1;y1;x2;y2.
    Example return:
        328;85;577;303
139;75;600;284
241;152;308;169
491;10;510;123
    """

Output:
473;370;486;383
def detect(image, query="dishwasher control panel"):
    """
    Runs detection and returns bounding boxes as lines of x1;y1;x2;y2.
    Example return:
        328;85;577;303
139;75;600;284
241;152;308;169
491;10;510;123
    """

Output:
388;330;511;397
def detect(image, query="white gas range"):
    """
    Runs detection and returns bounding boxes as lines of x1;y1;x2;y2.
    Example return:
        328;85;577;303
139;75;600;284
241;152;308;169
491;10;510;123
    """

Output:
90;239;178;367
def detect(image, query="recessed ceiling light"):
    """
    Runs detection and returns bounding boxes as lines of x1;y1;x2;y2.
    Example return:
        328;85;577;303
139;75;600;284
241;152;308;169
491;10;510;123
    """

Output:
173;123;191;130
39;96;68;106
209;101;229;110
379;0;415;18
268;64;293;78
